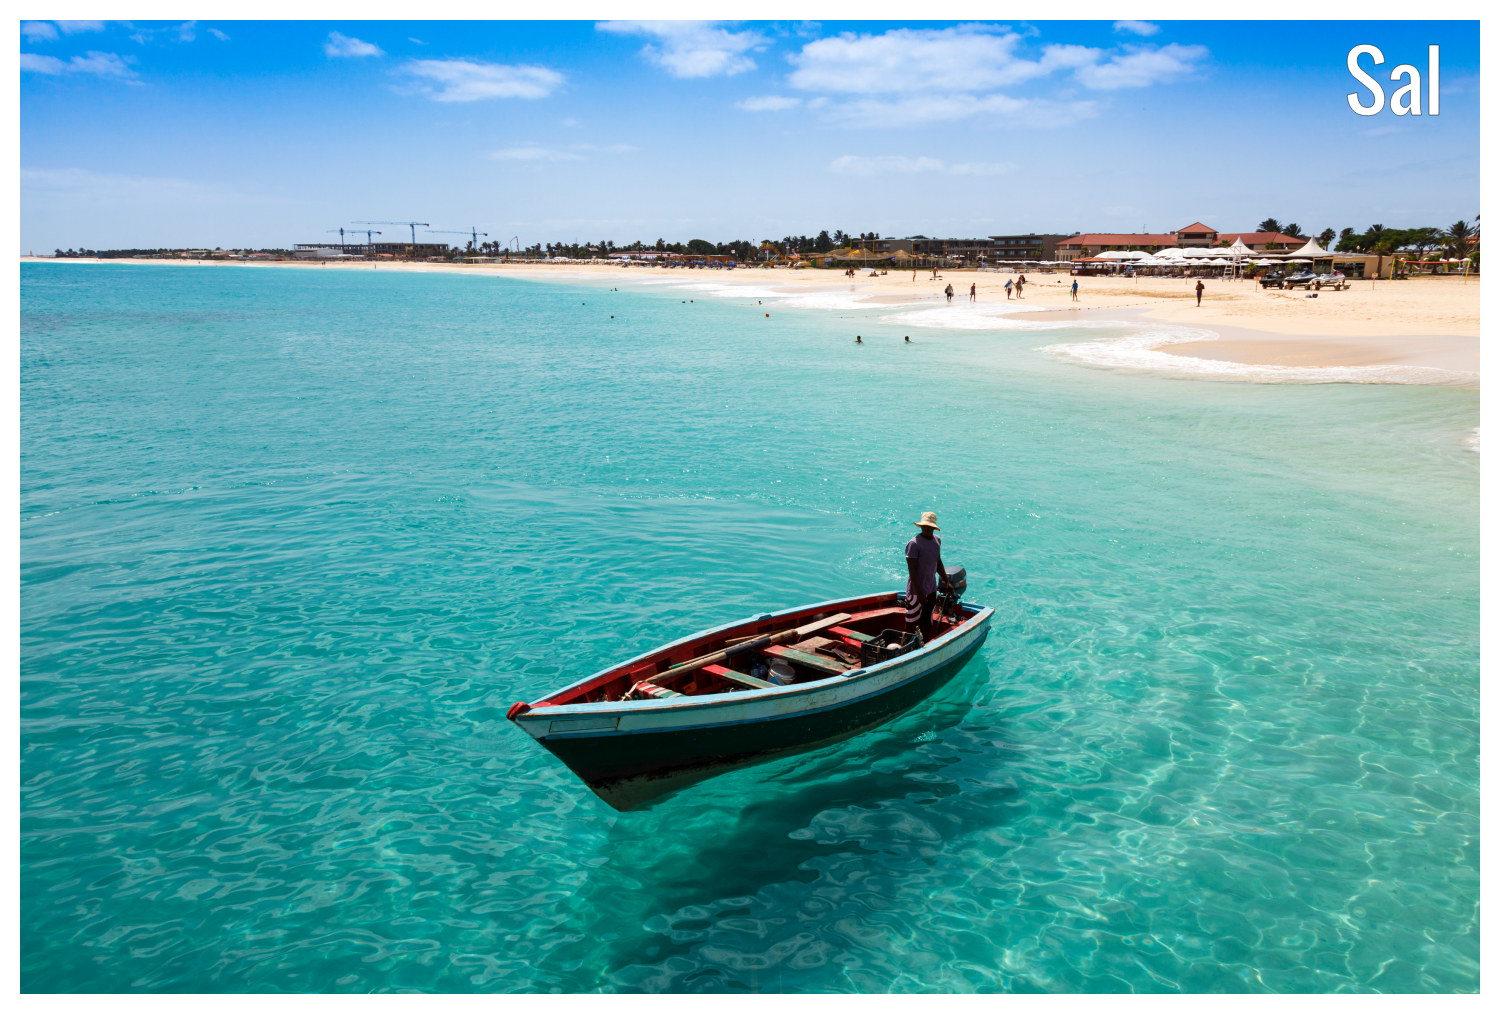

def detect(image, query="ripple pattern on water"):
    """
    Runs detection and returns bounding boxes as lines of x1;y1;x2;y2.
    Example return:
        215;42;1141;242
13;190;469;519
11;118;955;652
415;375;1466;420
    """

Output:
21;263;1478;992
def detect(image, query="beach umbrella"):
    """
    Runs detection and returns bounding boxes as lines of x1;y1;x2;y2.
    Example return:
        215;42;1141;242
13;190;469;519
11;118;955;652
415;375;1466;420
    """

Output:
1153;247;1186;259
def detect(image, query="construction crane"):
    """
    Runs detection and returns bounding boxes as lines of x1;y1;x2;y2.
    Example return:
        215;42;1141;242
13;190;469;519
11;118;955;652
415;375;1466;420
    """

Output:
326;227;347;251
352;229;381;256
428;227;489;251
354;220;430;245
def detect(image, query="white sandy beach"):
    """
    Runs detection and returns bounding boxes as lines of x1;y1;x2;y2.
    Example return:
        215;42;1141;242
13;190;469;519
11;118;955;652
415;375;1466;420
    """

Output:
23;257;1480;385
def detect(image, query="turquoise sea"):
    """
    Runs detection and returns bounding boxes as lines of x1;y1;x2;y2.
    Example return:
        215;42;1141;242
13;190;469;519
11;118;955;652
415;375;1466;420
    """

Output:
20;263;1479;992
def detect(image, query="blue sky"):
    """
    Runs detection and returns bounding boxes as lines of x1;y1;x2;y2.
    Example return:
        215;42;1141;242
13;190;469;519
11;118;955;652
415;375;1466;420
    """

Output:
19;19;1480;252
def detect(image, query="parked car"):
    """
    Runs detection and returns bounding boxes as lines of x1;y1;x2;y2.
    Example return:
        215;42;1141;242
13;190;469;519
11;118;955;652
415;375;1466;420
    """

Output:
1259;271;1287;289
1283;270;1319;289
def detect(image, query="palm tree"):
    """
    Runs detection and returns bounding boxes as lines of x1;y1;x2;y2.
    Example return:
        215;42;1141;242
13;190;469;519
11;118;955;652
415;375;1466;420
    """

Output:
1257;218;1283;234
1447;219;1474;260
1318;228;1336;248
1285;223;1303;240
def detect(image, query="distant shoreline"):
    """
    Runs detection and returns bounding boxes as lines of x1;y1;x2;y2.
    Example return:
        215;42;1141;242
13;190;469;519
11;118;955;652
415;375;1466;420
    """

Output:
22;256;1478;386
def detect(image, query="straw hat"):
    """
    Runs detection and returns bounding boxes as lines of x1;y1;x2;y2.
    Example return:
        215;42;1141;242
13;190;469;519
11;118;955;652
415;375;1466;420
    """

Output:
914;511;940;530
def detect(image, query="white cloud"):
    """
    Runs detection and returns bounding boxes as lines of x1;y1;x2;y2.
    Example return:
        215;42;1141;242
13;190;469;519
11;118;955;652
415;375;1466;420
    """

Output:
19;53;66;74
490;142;634;161
324;32;383;59
21;21;58;41
828;154;1014;176
176;21;196;43
1114;21;1160;36
21;50;137;79
70;51;135;77
491;146;583;161
789;25;1061;94
1074;44;1207;89
831;154;944;174
597;20;763;78
404;59;563;101
55;21;105;35
208;28;229;42
737;95;800;112
780;24;1208;124
824;93;1098;128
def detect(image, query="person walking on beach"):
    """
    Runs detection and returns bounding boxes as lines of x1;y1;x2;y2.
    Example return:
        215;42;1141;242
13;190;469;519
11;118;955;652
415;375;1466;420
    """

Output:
1005;278;1014;299
1195;280;1205;306
905;512;950;644
1071;279;1079;302
969;283;976;303
945;283;954;303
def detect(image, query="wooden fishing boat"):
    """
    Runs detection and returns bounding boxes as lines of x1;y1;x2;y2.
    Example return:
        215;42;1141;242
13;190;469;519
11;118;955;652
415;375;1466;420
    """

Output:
507;572;992;810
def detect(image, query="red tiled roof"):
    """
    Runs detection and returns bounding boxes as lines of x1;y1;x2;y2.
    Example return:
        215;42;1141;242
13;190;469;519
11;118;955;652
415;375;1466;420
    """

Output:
1058;233;1178;247
1176;222;1218;234
1217;232;1303;246
1060;229;1305;249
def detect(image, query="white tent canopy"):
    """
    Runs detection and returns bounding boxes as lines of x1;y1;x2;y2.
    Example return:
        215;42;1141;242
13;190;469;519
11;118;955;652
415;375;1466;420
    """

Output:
1227;238;1254;258
1287;238;1331;258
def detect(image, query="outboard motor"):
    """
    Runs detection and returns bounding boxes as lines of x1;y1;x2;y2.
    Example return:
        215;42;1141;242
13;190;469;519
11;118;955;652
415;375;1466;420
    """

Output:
937;565;967;623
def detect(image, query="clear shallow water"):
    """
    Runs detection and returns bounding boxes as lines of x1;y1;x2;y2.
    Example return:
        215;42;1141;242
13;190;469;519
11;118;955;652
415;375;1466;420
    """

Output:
20;263;1478;992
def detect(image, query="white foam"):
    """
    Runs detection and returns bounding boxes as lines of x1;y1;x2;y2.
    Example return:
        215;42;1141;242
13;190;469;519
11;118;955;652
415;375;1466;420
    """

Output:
1465;427;1480;452
1044;326;1480;386
881;302;1111;332
622;273;1477;389
626;273;932;311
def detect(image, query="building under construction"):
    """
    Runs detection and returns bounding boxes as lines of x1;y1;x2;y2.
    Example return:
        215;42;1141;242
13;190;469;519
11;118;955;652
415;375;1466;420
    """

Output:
294;242;452;260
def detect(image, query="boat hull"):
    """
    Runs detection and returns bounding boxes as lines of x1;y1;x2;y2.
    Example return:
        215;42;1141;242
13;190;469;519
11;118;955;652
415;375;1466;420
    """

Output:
512;597;992;810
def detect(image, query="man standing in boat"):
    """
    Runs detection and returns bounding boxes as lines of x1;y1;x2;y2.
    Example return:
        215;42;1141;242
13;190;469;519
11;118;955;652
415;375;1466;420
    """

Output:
905;512;950;644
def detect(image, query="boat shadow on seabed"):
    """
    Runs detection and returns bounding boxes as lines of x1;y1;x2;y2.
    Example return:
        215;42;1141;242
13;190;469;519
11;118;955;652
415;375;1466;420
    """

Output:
525;657;1023;991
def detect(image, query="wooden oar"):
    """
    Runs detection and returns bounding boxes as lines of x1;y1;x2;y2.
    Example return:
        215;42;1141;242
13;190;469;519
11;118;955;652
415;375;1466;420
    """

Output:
660;612;853;682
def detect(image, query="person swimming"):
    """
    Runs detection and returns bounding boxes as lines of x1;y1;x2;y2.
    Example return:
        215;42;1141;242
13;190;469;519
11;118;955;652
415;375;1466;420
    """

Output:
904;336;911;343
855;335;863;344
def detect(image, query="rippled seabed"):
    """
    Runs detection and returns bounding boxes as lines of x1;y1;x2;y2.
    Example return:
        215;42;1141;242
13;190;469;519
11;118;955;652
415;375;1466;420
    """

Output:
20;264;1478;992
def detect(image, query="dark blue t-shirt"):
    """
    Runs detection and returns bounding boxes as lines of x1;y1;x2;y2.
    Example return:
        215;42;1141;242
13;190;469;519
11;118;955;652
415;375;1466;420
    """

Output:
905;533;942;597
